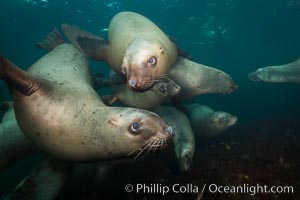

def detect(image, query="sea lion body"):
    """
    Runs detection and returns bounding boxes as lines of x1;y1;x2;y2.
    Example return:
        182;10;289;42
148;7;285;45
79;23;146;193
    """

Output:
0;42;173;161
170;57;238;100
248;58;300;84
104;79;181;110
154;106;195;171
62;11;178;91
186;104;237;139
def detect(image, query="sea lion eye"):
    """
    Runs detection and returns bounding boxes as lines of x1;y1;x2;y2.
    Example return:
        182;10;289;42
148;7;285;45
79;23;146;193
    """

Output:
148;56;157;65
159;85;167;93
131;122;140;133
219;117;226;122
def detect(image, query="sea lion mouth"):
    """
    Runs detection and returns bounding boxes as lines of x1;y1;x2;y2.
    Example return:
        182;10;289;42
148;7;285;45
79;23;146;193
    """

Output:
227;82;238;94
127;78;154;92
248;73;261;81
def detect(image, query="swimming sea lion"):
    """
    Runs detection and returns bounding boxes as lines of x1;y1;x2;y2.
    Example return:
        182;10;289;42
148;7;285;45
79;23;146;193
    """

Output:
0;29;173;162
185;104;237;139
103;79;181;110
248;57;300;84
154;106;195;171
169;57;238;100
61;11;178;92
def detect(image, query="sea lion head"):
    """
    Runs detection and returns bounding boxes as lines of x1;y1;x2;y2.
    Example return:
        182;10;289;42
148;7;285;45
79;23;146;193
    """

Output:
153;78;181;97
248;68;266;82
210;111;238;132
248;67;283;83
107;108;174;159
122;40;169;92
216;71;238;94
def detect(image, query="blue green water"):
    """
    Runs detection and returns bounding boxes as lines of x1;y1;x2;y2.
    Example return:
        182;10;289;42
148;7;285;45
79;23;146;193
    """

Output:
0;0;299;198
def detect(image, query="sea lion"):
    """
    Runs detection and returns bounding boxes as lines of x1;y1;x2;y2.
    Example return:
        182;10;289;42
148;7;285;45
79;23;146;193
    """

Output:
248;57;300;84
61;11;178;92
0;29;173;162
169;57;238;100
103;78;181;110
154;106;195;171
185;104;237;139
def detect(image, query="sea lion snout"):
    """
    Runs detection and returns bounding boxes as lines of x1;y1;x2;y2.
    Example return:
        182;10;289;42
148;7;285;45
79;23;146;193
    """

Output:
248;71;262;81
127;77;153;92
128;79;137;88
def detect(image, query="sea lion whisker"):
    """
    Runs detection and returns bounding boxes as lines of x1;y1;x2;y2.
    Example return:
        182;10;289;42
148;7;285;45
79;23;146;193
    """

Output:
127;139;151;157
152;140;160;155
153;74;170;80
154;73;170;78
131;141;152;163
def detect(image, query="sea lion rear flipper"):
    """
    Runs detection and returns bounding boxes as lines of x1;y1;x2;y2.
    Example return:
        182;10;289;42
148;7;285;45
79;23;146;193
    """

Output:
6;158;72;200
37;27;65;51
0;56;44;96
61;24;107;60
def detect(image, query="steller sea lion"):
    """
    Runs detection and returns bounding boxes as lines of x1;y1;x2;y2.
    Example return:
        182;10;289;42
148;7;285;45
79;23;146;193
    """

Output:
154;106;195;171
169;57;238;100
248;57;300;84
185;104;237;139
103;78;181;110
61;11;178;92
0;28;173;162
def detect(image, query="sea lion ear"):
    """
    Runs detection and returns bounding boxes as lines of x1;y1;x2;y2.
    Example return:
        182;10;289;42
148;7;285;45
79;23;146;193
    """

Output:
108;119;118;127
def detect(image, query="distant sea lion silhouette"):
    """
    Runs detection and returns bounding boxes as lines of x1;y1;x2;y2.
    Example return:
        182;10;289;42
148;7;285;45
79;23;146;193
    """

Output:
185;104;237;139
0;28;173;162
248;58;300;84
62;11;178;92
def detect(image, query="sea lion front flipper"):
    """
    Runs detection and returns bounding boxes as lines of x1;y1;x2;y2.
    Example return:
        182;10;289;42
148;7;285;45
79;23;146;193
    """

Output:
6;158;72;200
37;27;65;51
0;56;44;96
61;24;108;61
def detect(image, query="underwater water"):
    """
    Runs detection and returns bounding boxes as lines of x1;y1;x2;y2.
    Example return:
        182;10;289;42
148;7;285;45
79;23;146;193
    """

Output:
0;0;299;199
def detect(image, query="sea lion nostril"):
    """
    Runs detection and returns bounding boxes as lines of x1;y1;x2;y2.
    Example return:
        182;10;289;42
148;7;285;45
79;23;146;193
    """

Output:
128;79;137;88
166;126;173;135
